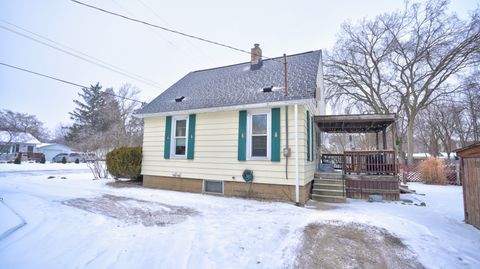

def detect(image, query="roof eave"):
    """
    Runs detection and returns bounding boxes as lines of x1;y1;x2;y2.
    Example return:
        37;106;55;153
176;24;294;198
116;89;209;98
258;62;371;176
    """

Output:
134;99;314;118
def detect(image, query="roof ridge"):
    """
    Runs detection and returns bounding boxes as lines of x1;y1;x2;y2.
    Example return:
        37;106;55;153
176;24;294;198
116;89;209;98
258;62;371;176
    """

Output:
191;50;320;73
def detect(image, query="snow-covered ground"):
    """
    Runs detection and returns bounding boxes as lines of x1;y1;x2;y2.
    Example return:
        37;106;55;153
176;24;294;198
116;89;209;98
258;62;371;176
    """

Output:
0;163;479;268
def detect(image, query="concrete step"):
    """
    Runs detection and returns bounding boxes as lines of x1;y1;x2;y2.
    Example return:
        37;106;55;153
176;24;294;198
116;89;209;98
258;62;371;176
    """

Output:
314;172;343;180
313;183;344;190
312;189;345;196
311;194;347;203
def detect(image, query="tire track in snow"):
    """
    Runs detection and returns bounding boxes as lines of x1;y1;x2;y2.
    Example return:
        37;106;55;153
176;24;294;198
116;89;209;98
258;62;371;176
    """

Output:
0;198;27;241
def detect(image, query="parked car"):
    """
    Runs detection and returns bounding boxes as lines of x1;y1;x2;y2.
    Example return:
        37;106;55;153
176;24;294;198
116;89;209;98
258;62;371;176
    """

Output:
52;153;82;163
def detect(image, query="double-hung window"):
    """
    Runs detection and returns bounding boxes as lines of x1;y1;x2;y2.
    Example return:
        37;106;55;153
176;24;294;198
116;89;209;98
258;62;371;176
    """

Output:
171;116;188;157
247;110;271;160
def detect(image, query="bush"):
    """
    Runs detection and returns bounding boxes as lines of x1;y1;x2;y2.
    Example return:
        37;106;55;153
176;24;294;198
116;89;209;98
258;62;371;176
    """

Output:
419;157;447;185
75;158;80;164
40;155;46;164
14;153;21;164
106;147;142;180
61;156;67;164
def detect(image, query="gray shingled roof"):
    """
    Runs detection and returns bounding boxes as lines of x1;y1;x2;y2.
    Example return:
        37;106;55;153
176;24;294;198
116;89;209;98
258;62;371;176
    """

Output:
137;50;321;115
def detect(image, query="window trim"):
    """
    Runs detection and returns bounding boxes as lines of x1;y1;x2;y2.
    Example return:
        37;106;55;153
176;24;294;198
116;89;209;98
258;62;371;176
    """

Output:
170;115;189;159
203;179;224;194
246;109;271;160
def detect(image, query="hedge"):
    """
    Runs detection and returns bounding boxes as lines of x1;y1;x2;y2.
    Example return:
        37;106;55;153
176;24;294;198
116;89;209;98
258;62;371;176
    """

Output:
106;147;142;180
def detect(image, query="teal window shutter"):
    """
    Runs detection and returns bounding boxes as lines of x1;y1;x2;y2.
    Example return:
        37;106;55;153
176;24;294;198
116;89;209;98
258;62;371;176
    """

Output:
271;108;281;162
238;110;247;161
307;110;311;161
311;115;314;162
187;114;196;160
164;116;172;159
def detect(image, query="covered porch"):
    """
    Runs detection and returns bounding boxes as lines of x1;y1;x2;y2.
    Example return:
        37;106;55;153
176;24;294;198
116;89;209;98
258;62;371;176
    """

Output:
312;114;400;201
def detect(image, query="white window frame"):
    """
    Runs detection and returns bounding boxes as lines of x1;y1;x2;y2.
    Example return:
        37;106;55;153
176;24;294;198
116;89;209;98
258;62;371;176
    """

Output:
246;109;271;160
171;115;189;159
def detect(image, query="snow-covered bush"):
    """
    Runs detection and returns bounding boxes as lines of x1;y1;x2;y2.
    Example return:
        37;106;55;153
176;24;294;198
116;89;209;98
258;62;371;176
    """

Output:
106;147;142;180
420;157;446;185
39;155;46;164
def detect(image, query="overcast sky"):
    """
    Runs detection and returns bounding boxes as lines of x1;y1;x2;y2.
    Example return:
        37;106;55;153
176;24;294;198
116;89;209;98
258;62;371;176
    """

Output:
0;0;478;133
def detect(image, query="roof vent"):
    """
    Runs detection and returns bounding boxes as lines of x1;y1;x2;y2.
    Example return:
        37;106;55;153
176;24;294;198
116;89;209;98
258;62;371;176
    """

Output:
175;96;185;102
262;86;273;93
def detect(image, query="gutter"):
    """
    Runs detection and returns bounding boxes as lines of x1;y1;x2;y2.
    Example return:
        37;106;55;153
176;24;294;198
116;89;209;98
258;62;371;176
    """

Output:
134;99;313;118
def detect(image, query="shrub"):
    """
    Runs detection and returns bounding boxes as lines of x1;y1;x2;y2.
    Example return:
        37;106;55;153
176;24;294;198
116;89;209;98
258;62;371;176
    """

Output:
40;155;46;164
419;157;447;185
106;147;142;180
75;158;80;164
61;156;67;164
14;153;21;164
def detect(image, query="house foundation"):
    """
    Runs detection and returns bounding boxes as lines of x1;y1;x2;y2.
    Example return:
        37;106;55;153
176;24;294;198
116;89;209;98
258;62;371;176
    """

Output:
143;175;312;205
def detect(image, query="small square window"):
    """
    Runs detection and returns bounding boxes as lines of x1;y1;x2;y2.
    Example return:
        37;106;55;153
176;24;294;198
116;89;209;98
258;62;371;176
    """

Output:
204;180;223;194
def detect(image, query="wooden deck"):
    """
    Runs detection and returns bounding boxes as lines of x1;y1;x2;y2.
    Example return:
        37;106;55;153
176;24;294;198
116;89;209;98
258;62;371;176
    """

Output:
318;151;399;200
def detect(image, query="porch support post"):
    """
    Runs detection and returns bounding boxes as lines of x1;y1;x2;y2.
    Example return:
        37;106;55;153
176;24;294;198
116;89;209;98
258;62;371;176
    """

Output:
294;104;300;206
382;128;387;150
376;132;380;150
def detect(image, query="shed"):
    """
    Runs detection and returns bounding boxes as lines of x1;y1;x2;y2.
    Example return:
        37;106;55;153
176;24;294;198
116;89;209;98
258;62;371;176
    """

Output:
455;143;480;229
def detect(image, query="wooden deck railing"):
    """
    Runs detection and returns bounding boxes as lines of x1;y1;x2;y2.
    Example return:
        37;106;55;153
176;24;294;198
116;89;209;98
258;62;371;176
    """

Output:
322;150;397;175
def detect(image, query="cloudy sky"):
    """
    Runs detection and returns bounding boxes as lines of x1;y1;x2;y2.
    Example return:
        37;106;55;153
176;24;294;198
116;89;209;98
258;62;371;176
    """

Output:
0;0;477;133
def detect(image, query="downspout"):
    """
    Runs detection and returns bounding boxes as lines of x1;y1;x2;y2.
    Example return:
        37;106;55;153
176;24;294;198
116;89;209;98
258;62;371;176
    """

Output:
294;104;300;206
283;54;289;180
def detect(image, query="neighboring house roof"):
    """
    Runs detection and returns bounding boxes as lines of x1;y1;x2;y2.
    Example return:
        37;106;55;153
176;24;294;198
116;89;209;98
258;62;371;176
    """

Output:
0;131;40;144
137;50;321;115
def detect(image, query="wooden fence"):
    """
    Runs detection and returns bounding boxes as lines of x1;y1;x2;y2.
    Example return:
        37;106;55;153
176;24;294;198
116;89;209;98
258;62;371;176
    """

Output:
463;158;480;229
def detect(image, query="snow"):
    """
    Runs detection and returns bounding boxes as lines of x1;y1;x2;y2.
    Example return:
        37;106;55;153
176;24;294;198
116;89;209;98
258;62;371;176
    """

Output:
0;131;40;144
0;166;479;269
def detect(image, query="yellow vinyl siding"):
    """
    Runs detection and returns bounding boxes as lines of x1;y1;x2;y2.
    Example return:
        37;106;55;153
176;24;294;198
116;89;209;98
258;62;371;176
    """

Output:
142;105;311;186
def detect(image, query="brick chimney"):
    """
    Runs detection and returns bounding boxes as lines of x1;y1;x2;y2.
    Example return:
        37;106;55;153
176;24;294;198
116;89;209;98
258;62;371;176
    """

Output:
250;43;262;70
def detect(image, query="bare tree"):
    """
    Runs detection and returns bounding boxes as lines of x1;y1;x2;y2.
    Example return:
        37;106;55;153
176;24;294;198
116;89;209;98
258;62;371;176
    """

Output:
325;0;480;164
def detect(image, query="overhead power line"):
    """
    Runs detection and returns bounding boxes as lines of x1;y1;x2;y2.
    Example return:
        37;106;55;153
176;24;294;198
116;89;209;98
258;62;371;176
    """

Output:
0;62;145;104
0;20;163;89
69;0;316;75
70;0;255;57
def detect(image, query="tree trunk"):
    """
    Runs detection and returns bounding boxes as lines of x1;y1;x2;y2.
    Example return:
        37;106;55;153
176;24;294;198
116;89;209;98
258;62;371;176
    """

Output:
407;119;415;165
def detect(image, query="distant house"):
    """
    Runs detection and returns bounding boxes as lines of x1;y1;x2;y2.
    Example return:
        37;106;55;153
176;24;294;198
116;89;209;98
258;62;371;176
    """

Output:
0;131;40;154
135;45;325;205
36;143;73;162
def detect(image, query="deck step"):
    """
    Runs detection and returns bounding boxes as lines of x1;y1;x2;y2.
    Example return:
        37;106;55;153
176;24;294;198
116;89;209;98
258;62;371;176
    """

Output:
314;179;344;185
314;172;343;180
311;194;347;203
313;183;344;190
312;189;345;196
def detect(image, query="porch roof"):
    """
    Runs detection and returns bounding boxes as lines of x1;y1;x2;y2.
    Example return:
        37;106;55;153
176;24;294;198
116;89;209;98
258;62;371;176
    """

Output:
314;114;396;133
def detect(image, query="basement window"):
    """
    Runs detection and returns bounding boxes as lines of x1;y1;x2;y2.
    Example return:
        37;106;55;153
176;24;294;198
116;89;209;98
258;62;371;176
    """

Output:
204;180;224;194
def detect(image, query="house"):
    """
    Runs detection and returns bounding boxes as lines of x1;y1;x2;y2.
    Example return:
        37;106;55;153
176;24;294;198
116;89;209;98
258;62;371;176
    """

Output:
0;131;41;162
136;45;400;205
135;45;325;205
455;143;480;229
36;143;73;162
